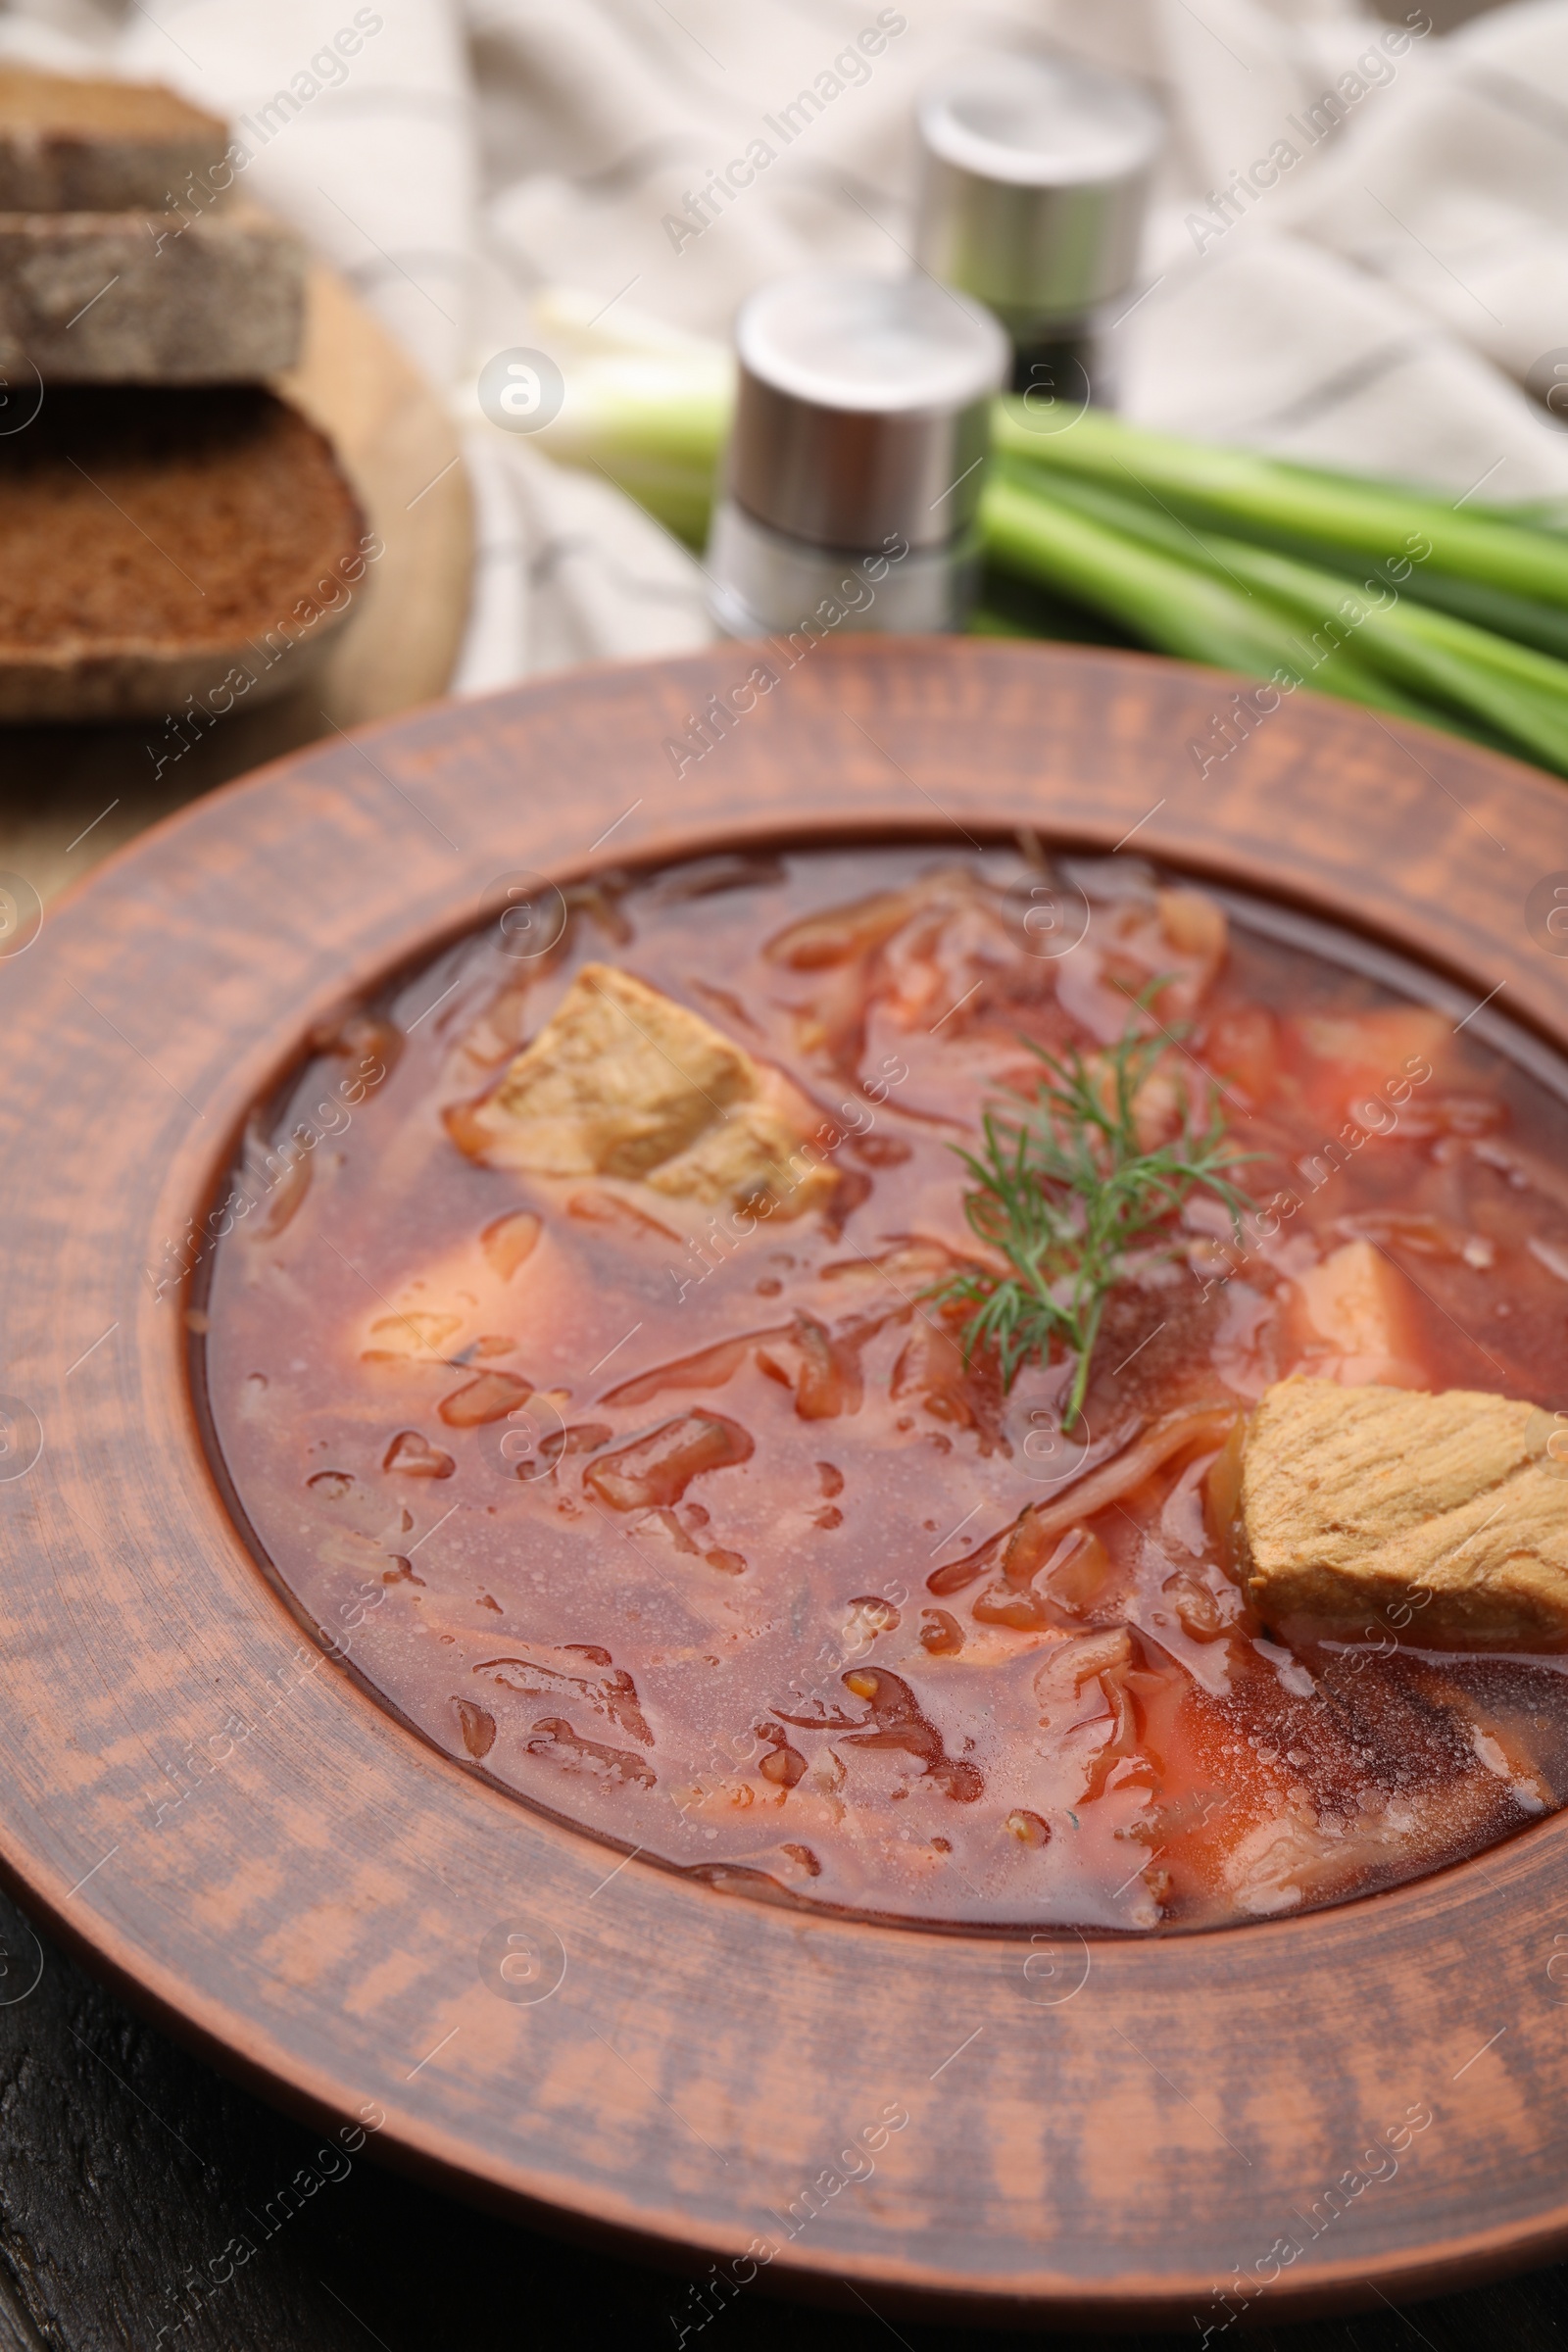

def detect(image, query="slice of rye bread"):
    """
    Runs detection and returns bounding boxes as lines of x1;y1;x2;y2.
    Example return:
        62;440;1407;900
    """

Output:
0;384;372;722
0;202;304;381
0;66;227;211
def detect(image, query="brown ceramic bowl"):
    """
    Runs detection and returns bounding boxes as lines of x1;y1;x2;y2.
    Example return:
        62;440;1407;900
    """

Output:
3;638;1567;2332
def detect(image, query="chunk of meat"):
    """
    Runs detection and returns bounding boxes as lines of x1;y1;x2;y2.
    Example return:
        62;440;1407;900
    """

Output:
1286;1239;1428;1389
1240;1379;1568;1644
449;962;833;1216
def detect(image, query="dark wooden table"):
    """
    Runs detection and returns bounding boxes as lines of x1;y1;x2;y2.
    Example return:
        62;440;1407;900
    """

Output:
3;698;1566;2352
2;1881;1565;2349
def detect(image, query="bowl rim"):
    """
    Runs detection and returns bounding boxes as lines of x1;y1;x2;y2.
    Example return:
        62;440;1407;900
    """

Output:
4;635;1566;2328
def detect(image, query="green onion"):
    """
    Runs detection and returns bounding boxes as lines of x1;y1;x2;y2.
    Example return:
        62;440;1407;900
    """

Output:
992;463;1568;766
524;328;1568;775
1000;429;1568;663
533;350;730;546
980;466;1461;734
991;402;1568;612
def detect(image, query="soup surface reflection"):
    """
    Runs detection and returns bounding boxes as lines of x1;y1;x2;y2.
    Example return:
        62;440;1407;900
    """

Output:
201;847;1568;1929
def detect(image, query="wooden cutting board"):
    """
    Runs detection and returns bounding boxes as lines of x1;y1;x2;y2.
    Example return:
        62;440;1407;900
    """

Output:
0;261;472;905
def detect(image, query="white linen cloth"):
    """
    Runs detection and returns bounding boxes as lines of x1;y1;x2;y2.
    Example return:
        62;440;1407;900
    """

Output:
7;0;1568;685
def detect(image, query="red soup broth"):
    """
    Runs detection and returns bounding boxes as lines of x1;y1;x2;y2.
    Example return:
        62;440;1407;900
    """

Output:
199;847;1568;1931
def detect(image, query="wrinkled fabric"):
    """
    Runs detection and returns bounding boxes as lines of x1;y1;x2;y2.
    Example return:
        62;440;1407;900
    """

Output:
6;0;1568;685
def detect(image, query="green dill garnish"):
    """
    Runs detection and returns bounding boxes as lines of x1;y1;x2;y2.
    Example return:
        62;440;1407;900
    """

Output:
931;1010;1255;1422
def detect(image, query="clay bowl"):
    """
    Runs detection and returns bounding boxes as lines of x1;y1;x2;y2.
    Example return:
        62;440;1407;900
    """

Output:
2;636;1566;2332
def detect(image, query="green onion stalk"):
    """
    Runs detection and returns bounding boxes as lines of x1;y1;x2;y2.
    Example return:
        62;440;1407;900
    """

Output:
524;322;1568;777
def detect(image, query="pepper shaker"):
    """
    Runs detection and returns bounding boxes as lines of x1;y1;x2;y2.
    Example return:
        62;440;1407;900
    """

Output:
706;269;1008;641
914;53;1164;407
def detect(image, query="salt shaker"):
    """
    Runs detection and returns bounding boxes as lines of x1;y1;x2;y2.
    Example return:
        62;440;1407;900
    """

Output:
914;53;1164;406
706;269;1008;641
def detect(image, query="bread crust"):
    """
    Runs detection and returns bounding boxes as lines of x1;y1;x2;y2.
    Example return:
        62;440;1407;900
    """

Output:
0;66;225;212
0;203;303;381
0;385;368;720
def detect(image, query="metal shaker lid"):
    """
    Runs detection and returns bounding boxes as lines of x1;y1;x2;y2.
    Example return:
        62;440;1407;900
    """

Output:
915;54;1164;337
727;270;1008;555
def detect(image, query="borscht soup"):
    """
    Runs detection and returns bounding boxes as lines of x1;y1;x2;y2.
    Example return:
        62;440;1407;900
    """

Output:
197;845;1568;1931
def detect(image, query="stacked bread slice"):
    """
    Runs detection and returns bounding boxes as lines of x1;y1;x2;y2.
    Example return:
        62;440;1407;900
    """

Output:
0;67;372;722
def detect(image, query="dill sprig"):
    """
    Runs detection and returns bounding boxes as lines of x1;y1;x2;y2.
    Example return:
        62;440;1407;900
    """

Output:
932;1010;1255;1422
